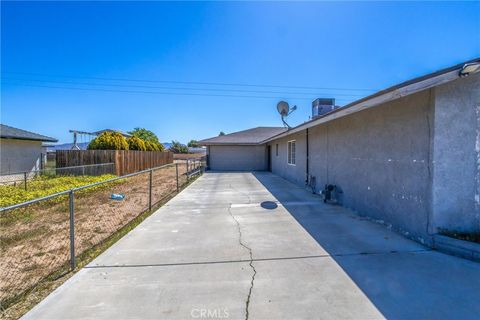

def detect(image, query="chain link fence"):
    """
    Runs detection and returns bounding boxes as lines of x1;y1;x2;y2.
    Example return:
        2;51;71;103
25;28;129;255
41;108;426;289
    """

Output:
0;158;205;310
0;163;116;190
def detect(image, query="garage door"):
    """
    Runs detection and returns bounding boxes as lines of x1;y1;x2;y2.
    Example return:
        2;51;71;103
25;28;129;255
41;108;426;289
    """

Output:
209;145;267;171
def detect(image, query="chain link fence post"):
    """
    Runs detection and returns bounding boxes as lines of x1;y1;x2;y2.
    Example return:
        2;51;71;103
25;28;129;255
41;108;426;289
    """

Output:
149;169;153;211
186;160;189;182
175;163;179;192
69;190;76;270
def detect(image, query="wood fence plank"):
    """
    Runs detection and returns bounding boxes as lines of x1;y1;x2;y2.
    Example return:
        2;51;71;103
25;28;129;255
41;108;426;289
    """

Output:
56;150;173;176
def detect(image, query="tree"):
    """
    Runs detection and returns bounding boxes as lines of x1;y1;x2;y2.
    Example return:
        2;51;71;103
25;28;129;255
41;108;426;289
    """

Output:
128;127;160;144
127;136;147;151
169;140;189;154
187;140;199;148
144;141;160;151
128;127;165;151
219;131;226;136
88;131;129;150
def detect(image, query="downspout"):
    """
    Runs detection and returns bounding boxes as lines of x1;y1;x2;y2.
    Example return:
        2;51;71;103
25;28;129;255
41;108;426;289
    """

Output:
206;145;210;170
305;128;309;185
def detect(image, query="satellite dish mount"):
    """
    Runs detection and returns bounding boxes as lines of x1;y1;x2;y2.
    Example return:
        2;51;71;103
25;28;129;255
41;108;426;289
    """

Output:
277;101;297;128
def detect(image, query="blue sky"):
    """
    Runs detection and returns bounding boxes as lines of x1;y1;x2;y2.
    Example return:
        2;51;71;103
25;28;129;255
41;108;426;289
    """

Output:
1;1;479;144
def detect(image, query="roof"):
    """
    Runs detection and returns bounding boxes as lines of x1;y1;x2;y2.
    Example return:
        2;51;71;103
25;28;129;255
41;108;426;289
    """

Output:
264;58;480;143
0;124;58;142
199;127;287;145
47;142;89;151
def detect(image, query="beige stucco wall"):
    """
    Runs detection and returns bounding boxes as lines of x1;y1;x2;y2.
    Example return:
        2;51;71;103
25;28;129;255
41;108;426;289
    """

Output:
432;73;480;233
0;138;43;174
268;74;480;241
208;145;267;171
269;89;434;243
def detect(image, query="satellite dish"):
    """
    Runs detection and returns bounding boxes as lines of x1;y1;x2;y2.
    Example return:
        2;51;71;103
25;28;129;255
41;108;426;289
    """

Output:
276;101;297;128
277;101;290;117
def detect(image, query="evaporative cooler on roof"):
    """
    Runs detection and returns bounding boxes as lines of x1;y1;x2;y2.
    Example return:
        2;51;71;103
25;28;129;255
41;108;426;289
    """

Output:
312;98;336;119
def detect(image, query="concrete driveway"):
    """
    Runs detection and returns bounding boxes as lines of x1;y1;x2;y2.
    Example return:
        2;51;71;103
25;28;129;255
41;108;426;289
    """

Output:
24;172;480;320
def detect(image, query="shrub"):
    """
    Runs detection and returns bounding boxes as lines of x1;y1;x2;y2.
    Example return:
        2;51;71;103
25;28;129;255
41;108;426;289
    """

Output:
144;141;154;151
156;142;165;152
145;141;165;151
128;128;165;151
127;136;147;151
88;132;129;150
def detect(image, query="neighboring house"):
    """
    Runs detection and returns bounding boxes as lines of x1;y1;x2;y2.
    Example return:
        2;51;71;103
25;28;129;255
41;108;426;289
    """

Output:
199;58;480;246
200;127;287;171
0;124;58;174
47;142;89;151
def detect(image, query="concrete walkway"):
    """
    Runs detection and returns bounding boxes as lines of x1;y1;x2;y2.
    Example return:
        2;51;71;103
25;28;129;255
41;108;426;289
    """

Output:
24;172;480;320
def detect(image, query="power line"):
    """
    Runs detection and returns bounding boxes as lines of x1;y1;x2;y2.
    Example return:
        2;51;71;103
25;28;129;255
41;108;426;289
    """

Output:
2;82;355;102
1;71;377;92
2;77;366;98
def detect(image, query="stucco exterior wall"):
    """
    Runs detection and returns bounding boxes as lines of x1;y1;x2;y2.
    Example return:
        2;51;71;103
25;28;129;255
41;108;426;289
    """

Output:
432;73;480;233
208;145;267;171
270;89;434;243
270;132;307;186
0;139;43;174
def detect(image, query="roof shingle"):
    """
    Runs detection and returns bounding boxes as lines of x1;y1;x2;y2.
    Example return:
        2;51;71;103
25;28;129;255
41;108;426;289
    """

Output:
199;127;287;145
0;124;58;142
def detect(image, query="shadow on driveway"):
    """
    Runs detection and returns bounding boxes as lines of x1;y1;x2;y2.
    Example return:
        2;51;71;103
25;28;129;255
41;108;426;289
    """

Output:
252;171;480;320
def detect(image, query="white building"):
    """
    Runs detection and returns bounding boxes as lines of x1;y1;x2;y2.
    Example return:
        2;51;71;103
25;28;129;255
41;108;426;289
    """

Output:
0;124;57;175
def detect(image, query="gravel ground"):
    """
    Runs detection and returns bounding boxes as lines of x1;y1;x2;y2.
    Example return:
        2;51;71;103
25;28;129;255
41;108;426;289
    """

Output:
0;164;187;308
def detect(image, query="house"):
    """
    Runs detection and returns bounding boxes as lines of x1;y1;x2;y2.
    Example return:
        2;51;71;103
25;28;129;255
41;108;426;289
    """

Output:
200;127;287;171
199;58;480;245
0;124;58;174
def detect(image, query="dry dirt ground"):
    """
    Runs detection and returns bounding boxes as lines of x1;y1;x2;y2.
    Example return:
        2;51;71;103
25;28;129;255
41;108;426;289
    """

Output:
0;164;188;310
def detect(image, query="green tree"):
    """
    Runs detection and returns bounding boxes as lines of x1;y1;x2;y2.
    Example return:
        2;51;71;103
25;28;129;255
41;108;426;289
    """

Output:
128;127;165;151
88;132;129;150
219;131;226;136
169;140;189;154
127;136;147;151
128;128;160;144
187;139;199;148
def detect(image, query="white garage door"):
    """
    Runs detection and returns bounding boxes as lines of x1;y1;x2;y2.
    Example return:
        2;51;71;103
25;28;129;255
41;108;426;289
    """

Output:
209;145;267;171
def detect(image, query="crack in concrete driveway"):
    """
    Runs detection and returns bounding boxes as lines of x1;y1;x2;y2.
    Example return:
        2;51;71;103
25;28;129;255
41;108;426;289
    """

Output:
228;205;256;320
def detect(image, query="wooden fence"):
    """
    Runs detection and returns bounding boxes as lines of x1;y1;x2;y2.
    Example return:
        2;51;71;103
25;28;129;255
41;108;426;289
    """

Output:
56;150;174;176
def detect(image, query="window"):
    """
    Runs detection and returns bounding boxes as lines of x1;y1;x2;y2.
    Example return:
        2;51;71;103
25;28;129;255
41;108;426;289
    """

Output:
275;144;278;156
287;140;296;165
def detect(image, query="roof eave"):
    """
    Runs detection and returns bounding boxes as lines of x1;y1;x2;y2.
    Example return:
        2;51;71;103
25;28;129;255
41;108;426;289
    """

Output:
1;136;58;143
200;142;263;146
264;61;476;143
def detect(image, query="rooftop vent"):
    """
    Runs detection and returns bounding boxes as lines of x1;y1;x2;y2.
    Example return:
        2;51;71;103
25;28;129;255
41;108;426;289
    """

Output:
312;98;337;119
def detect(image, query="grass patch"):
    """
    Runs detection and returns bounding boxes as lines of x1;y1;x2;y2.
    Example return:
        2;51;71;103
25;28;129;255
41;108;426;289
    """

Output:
0;226;49;247
0;174;117;207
